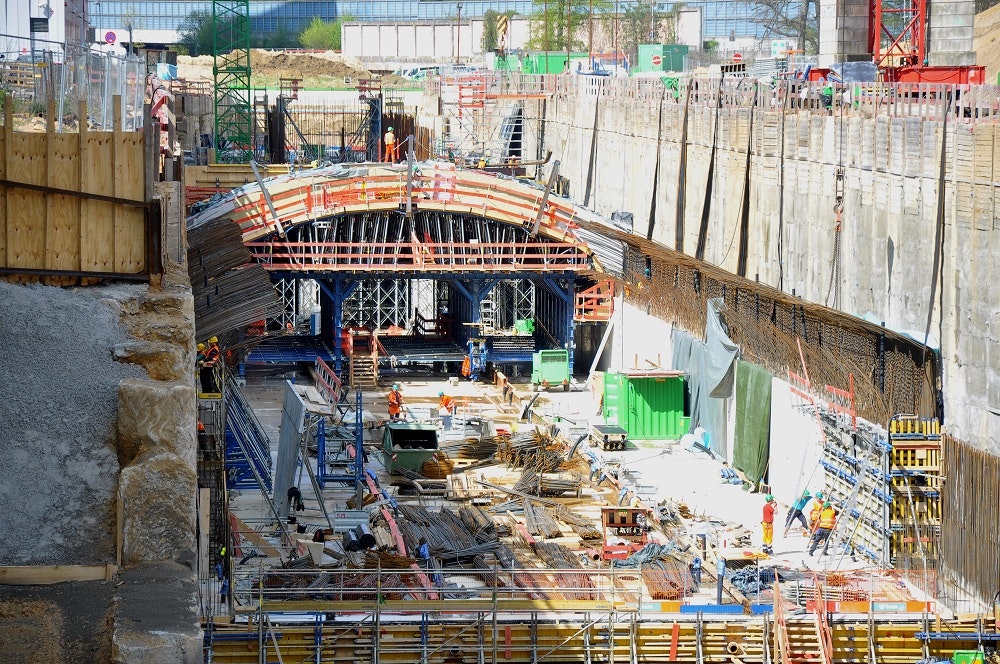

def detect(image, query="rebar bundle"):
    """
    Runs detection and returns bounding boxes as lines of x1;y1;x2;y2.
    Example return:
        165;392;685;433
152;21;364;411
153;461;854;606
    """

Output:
553;506;604;541
187;216;284;341
523;499;561;539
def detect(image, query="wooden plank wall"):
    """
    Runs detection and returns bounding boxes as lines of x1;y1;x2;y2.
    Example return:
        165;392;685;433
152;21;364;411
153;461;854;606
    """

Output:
0;97;147;280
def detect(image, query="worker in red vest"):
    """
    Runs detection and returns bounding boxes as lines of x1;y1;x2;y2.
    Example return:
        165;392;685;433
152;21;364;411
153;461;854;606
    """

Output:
761;494;776;555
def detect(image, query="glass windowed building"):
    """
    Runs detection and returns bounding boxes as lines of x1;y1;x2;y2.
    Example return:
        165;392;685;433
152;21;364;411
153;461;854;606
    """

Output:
86;0;777;49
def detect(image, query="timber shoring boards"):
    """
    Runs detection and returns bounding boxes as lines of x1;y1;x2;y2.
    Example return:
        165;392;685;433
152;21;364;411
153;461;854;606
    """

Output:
203;615;982;663
0;98;147;280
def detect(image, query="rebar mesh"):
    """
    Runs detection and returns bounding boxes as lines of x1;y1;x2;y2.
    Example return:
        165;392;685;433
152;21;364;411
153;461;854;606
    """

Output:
621;242;937;425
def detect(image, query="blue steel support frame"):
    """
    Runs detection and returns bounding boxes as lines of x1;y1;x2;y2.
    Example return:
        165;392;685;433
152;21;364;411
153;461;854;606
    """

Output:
316;390;365;499
317;278;359;373
541;276;576;375
450;277;498;334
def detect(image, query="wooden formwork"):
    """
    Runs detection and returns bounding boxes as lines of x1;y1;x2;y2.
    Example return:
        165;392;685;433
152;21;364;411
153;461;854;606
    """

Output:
205;612;991;663
0;98;149;281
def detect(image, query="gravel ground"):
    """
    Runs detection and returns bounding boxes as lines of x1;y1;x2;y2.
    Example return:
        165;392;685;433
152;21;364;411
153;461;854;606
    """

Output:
0;282;148;565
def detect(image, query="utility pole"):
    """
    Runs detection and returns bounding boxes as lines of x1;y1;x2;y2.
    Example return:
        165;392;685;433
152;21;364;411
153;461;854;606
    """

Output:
566;0;571;73
456;3;462;64
613;0;619;68
544;0;549;71
588;0;593;64
650;0;655;42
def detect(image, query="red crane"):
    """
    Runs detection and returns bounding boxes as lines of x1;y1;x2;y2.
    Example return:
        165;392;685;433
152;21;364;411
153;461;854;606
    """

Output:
871;0;984;83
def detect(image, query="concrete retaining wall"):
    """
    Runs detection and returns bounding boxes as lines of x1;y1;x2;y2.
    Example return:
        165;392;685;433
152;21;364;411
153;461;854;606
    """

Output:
524;90;1000;453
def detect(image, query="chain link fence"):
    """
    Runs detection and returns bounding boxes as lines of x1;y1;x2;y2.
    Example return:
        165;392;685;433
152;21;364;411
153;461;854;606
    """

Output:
0;33;146;131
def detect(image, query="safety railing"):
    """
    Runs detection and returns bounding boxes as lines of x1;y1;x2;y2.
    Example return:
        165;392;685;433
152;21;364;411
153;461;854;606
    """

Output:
0;33;146;131
230;565;646;611
246;240;592;272
425;69;1000;125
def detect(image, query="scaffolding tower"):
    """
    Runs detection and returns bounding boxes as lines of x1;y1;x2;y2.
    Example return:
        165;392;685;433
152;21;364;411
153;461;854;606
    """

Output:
212;0;253;163
437;73;545;168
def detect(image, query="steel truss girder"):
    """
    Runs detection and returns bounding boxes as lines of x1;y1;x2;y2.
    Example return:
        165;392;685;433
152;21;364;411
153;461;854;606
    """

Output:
249;211;591;274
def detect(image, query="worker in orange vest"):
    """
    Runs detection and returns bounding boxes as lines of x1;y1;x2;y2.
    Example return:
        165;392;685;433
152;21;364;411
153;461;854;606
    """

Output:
384;126;396;163
438;391;456;430
387;384;404;421
808;502;837;556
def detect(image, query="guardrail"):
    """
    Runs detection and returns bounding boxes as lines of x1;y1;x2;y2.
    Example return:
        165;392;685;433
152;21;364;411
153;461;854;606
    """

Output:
425;70;1000;124
0;34;146;131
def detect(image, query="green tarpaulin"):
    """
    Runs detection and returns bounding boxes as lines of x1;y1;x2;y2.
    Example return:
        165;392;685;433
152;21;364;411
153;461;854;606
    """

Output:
733;360;772;486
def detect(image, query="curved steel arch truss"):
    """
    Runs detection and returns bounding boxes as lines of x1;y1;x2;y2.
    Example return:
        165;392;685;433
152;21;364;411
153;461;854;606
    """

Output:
250;209;592;276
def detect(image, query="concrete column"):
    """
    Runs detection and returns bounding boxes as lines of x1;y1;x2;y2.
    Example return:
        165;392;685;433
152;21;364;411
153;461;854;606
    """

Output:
818;0;871;67
927;0;976;66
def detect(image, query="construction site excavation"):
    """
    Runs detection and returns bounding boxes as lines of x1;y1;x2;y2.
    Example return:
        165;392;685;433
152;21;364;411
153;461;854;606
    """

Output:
7;0;1000;661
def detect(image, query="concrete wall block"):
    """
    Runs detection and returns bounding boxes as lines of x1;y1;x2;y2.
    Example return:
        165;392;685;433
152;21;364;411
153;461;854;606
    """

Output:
112;562;201;664
903;118;923;178
119;453;197;566
117;378;197;469
929;50;977;67
889;119;904;175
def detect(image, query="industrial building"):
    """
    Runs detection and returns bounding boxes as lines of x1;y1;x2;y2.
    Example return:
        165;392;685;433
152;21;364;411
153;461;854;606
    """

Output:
2;0;1000;660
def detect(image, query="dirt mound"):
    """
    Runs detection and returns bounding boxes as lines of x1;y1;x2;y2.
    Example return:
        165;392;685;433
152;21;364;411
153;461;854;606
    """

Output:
176;50;372;87
975;3;1000;84
250;49;371;80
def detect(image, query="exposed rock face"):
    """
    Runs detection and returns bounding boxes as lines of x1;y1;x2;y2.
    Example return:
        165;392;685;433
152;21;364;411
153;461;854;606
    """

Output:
116;287;197;382
119;452;197;567
117;379;197;469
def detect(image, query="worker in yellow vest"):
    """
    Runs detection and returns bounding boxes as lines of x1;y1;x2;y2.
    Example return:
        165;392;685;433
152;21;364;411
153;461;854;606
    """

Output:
807;492;825;532
808;502;837;556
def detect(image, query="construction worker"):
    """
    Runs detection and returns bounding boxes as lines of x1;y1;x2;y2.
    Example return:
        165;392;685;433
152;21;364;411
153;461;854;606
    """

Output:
287;486;304;512
784;490;811;536
384;126;396;163
808;492;825;532
761;494;776;555
809;502;838;556
387;384;404;421
438;391;456;430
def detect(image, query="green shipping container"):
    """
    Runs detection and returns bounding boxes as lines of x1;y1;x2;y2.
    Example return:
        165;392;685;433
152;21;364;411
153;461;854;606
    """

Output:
635;44;690;73
603;372;688;440
522;52;589;74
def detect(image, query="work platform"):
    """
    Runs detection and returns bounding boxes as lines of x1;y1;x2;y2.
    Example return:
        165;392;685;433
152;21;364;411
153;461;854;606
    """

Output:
243;334;543;369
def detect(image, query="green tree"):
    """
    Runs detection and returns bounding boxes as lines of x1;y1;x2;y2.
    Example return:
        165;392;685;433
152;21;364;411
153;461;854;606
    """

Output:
254;25;298;49
526;0;592;52
177;11;217;56
483;9;500;51
300;17;338;49
754;0;818;54
298;15;353;50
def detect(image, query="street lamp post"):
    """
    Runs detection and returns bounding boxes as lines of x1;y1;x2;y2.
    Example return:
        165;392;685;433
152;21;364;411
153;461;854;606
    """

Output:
456;3;462;64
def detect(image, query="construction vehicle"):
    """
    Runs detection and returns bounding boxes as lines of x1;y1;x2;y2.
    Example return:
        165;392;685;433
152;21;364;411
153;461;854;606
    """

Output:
530;349;570;392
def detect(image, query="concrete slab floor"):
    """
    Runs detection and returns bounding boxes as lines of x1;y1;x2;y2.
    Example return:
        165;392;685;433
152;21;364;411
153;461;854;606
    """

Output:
228;367;876;600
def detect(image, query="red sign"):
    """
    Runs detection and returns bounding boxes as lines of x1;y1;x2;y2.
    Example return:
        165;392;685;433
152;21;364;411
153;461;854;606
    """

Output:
732;52;743;63
651;54;662;66
105;31;117;45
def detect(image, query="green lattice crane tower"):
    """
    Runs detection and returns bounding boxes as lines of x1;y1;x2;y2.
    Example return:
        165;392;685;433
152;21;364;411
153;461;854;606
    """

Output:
213;0;253;163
